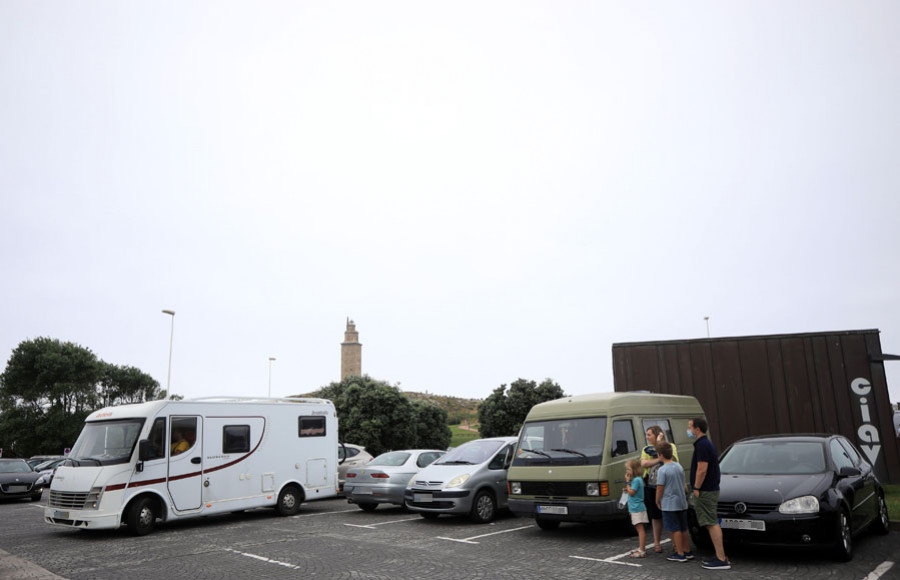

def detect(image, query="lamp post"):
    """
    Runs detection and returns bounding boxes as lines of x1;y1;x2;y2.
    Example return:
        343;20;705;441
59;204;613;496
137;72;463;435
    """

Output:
162;310;175;396
704;316;710;338
268;356;276;398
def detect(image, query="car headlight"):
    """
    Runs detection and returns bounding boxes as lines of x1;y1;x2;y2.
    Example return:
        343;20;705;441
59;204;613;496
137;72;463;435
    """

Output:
85;487;104;510
778;495;819;514
444;474;470;489
510;482;522;495
35;476;46;485
586;482;600;497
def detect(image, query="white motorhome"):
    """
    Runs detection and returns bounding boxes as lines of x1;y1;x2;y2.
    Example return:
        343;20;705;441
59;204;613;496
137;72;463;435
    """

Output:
44;397;339;535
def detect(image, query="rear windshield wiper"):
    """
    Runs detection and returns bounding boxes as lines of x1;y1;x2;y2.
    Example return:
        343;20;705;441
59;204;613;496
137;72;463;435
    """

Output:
551;448;587;458
437;460;475;465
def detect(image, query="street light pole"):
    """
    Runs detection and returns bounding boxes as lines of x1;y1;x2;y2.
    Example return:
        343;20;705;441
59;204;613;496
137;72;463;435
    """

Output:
268;356;276;398
162;310;176;397
704;316;710;338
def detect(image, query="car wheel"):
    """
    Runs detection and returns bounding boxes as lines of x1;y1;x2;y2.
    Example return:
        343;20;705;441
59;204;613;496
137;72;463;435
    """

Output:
874;494;890;535
535;518;560;531
469;490;496;524
358;502;378;512
421;512;440;520
834;509;853;561
126;497;157;536
276;485;302;517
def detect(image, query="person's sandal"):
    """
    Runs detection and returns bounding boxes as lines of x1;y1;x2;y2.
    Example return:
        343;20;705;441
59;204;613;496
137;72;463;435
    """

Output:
629;550;647;559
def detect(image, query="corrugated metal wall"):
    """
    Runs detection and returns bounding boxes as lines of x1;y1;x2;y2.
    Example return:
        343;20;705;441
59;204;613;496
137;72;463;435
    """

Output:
612;329;900;484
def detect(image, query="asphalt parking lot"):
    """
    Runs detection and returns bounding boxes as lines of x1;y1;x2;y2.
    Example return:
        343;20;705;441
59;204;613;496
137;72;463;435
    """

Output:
0;497;897;580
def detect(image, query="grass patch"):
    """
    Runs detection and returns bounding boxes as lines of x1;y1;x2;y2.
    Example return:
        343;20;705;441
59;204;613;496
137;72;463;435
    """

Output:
883;484;900;520
450;425;480;447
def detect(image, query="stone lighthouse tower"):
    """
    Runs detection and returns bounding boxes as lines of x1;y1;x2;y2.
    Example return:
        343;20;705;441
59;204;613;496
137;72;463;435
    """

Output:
341;318;362;380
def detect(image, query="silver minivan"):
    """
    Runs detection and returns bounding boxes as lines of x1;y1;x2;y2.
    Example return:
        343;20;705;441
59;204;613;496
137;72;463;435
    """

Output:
404;436;518;523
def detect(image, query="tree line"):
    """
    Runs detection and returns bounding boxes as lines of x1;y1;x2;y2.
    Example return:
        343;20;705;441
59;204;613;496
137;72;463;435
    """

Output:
0;337;567;459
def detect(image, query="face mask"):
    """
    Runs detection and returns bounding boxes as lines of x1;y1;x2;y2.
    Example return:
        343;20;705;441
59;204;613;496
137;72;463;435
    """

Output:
686;429;695;439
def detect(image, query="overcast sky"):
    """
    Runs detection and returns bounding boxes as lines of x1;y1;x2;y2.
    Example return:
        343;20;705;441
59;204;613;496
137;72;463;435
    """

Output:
2;2;899;407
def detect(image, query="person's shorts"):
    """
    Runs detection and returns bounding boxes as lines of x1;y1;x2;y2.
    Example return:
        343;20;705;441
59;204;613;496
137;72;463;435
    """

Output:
630;510;649;525
644;486;662;520
662;509;689;532
694;490;720;527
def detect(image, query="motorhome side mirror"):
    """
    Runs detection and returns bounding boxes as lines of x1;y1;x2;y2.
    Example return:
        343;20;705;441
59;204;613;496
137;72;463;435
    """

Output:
838;466;861;477
138;440;153;462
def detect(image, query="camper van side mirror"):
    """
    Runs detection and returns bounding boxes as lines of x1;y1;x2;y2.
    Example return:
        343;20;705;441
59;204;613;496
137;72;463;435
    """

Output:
138;440;153;462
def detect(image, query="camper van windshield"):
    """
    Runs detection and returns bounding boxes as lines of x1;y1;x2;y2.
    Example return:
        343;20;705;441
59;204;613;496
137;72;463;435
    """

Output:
68;419;146;466
513;417;607;466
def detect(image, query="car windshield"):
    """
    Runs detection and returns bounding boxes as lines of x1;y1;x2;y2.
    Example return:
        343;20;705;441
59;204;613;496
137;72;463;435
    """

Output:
720;441;827;475
0;461;33;474
369;452;411;467
512;417;607;466
435;440;504;465
68;419;145;466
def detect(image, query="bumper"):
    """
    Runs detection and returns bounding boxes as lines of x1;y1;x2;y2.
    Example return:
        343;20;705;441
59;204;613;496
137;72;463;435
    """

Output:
346;483;407;506
44;508;121;530
508;497;626;522
689;508;840;547
404;488;472;514
0;484;44;500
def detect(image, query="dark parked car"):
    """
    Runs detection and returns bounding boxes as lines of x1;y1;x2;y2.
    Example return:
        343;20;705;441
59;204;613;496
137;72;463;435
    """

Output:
688;434;890;561
0;459;46;502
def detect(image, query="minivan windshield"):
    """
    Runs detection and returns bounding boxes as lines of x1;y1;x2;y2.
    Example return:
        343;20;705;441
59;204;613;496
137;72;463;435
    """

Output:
434;440;504;465
67;419;146;466
513;417;607;466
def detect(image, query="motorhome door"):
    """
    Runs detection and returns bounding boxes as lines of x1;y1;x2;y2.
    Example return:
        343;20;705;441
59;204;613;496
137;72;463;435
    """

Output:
168;415;203;511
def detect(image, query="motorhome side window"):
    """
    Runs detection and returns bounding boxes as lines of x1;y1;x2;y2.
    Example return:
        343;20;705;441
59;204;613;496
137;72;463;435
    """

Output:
299;416;326;437
611;420;637;457
223;425;251;453
171;417;197;456
146;418;166;460
641;419;674;444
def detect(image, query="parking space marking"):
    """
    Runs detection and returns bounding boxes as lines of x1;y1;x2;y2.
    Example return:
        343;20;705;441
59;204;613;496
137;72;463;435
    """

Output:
343;516;422;529
863;561;895;580
436;525;533;544
569;539;671;568
291;508;358;518
224;548;300;570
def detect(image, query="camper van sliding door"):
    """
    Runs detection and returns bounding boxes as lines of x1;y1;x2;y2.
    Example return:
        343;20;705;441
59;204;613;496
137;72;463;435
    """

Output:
168;416;203;511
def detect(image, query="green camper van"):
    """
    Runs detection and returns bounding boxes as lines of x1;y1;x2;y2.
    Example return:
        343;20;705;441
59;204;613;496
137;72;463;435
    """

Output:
507;392;706;530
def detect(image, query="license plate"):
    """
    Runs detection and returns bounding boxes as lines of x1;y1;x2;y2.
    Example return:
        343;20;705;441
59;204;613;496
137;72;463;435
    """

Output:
721;518;765;531
355;488;373;495
537;505;567;515
8;485;27;493
414;493;433;503
53;510;70;519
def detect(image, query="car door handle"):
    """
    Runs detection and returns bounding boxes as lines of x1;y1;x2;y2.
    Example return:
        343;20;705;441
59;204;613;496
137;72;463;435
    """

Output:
191;457;201;464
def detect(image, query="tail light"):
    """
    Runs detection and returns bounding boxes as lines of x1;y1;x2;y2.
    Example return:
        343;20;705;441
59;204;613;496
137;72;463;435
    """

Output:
346;473;357;478
370;473;389;479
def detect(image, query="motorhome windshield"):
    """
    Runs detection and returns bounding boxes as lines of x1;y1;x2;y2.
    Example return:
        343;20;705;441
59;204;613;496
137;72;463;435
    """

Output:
435;440;503;465
513;417;607;466
68;419;146;466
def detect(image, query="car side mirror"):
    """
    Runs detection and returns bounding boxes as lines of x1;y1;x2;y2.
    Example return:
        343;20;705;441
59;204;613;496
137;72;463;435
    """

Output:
138;439;153;462
838;466;861;477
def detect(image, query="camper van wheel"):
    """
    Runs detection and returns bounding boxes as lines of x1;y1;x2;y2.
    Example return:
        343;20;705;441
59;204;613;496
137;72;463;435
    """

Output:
126;497;157;536
469;490;496;524
276;485;302;516
358;502;378;512
535;518;560;531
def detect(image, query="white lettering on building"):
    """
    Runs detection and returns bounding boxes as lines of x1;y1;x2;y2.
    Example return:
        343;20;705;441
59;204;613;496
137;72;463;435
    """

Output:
850;377;881;466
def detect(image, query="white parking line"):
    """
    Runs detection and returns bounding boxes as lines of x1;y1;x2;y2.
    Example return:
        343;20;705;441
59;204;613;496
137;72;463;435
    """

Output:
862;561;895;580
224;548;300;570
291;509;358;519
436;525;533;545
343;516;422;529
569;539;672;568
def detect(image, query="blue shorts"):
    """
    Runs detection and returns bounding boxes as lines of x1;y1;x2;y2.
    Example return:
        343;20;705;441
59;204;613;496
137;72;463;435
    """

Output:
662;509;688;532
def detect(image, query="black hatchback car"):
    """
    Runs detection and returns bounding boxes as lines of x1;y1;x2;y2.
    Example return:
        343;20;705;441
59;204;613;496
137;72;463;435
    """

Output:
0;459;46;502
688;434;890;561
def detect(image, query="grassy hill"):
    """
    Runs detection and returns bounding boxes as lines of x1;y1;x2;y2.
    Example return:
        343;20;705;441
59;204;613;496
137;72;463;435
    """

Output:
404;391;480;427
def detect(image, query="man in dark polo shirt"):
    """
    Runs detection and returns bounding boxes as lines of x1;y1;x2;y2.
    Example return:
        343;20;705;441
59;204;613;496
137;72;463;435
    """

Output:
689;417;730;570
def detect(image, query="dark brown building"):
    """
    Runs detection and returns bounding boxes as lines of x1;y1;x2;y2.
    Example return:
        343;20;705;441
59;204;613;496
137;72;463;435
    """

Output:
613;329;900;483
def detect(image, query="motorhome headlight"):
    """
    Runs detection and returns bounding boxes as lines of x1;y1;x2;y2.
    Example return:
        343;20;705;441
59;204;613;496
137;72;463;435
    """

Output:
510;482;522;495
444;474;470;489
586;482;600;497
85;487;104;510
778;495;819;515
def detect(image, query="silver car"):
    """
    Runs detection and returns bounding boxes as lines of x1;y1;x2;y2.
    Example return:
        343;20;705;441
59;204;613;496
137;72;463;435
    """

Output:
338;443;374;490
404;437;518;523
345;449;445;511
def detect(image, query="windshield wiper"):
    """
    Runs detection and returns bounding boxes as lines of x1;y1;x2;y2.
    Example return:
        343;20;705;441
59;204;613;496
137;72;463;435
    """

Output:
521;449;552;459
437;460;475;465
77;457;103;466
551;448;587;458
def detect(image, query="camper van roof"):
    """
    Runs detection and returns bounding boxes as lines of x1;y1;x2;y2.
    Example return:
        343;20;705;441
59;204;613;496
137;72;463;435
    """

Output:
85;396;333;422
525;391;703;421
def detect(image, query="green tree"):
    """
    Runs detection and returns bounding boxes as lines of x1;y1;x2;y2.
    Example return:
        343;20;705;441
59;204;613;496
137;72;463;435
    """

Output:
411;400;452;450
99;364;161;407
477;378;566;438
